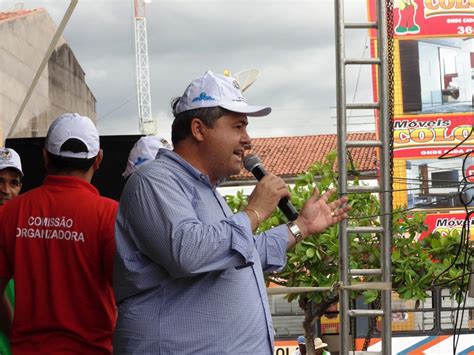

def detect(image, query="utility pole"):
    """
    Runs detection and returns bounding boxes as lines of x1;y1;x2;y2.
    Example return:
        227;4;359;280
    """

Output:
133;0;155;135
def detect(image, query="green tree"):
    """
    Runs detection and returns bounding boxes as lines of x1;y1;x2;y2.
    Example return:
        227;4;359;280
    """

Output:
226;151;472;355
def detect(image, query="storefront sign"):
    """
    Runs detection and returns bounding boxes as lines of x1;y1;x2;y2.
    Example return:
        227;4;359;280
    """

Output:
393;113;474;158
419;211;474;240
465;165;474;182
367;0;474;38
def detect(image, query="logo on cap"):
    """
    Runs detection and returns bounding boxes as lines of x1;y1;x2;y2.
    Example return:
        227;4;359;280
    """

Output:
0;148;23;175
232;80;240;90
160;138;171;148
175;70;271;117
133;156;149;167
0;149;12;161
192;92;216;103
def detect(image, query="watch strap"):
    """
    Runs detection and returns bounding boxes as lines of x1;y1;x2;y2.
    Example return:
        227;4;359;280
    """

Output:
287;221;303;243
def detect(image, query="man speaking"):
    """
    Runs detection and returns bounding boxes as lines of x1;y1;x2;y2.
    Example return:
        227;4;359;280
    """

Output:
113;71;349;354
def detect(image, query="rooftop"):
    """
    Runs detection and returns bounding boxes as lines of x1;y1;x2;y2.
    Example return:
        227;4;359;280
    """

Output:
0;8;41;22
231;132;378;182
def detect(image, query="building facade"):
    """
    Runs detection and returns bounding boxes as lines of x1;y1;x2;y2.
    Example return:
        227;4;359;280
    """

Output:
0;8;96;141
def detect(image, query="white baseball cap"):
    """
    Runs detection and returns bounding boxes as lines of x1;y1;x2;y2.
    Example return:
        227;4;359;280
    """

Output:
45;113;100;159
0;148;23;176
314;338;328;350
174;70;271;117
122;136;172;178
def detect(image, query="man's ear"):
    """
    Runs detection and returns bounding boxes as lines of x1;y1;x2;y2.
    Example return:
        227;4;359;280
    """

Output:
42;148;49;170
93;149;103;171
190;118;206;142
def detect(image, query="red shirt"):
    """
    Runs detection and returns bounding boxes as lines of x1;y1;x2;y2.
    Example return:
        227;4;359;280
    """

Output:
0;175;118;354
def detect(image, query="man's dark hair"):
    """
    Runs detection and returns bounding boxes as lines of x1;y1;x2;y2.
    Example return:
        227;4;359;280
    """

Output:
170;97;229;146
47;138;96;172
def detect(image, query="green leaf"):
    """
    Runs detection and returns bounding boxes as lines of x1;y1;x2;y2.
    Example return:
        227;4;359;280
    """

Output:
306;248;315;258
363;290;379;304
223;150;471;335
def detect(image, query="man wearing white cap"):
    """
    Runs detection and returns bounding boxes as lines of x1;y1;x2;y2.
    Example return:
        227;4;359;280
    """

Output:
122;135;172;179
0;148;23;206
0;113;118;354
0;147;23;351
314;337;330;355
113;71;350;354
294;336;330;355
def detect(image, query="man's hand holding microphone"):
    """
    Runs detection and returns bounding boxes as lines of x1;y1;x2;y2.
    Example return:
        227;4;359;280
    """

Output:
243;154;351;248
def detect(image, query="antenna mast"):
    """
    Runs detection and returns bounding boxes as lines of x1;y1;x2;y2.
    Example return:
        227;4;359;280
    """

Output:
133;0;155;135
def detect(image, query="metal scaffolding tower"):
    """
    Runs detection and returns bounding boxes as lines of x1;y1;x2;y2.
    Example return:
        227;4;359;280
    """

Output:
134;0;155;135
335;0;393;354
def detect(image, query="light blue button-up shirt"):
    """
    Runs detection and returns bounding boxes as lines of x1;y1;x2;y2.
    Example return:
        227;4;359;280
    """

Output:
113;149;289;355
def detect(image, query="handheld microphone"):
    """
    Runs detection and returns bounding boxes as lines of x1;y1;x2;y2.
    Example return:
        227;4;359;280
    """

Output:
244;154;299;221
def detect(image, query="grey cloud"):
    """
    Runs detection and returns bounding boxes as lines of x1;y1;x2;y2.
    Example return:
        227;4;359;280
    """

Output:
1;0;372;137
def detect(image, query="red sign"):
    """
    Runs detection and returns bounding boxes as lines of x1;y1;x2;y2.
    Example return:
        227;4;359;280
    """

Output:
465;165;474;182
419;211;474;240
368;0;474;39
393;113;474;159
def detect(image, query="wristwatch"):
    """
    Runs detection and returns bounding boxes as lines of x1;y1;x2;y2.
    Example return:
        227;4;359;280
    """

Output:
287;221;303;243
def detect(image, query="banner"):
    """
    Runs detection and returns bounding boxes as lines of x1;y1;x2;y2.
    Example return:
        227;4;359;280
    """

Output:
367;0;474;219
419;211;474;240
393;113;474;159
368;0;474;39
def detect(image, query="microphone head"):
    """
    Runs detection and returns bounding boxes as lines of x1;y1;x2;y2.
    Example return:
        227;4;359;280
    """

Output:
243;154;262;172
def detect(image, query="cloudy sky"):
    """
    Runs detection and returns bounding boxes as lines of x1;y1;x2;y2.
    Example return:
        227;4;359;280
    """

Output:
0;0;375;140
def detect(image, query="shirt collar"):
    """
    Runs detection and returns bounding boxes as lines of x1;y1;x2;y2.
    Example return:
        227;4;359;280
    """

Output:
158;149;216;188
43;175;99;195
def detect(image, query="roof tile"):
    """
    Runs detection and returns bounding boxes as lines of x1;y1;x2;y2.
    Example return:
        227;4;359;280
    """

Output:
0;9;41;22
232;132;377;181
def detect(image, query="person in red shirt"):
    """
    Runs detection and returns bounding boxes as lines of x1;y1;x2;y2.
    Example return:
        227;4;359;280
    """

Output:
0;147;23;352
0;113;118;354
0;147;23;207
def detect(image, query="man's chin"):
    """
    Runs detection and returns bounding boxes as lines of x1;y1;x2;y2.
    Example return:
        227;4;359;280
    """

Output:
231;166;242;177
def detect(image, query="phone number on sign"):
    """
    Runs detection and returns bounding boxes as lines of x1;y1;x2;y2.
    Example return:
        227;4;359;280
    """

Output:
457;26;473;35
